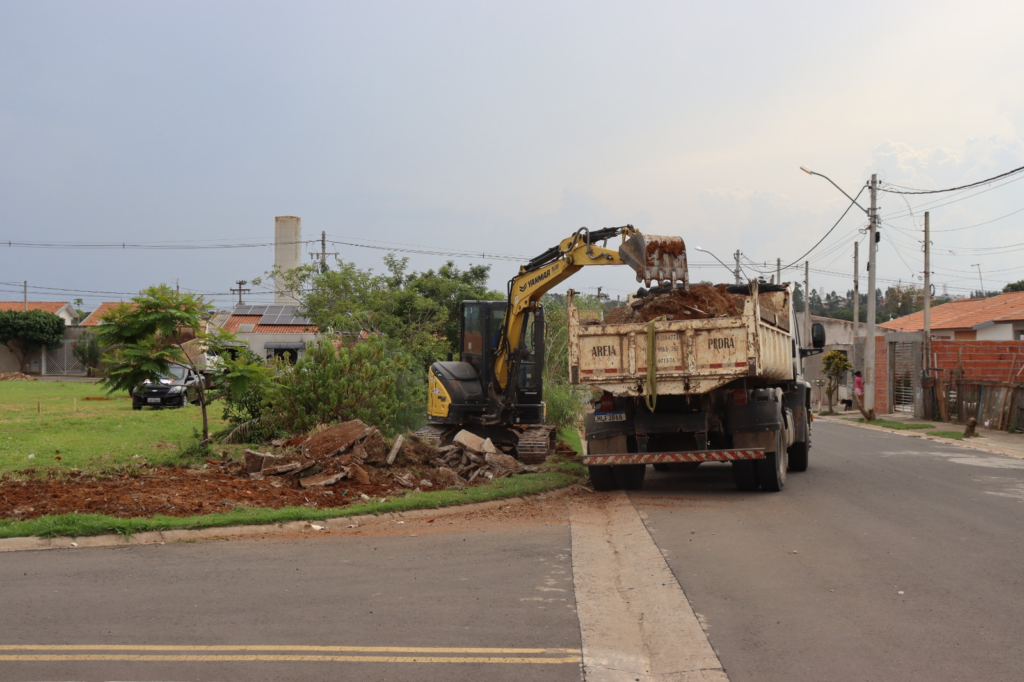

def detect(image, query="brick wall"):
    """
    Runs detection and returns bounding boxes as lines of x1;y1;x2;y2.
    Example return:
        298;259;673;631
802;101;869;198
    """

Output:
873;335;888;413
930;340;1024;383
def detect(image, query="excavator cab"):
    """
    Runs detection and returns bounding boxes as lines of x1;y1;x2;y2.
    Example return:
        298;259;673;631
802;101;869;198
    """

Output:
427;300;545;427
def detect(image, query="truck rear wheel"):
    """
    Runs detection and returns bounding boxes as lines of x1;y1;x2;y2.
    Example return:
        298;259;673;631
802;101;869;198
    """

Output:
788;441;809;472
588;465;616;492
613;464;646;490
731;461;759;491
757;430;787;492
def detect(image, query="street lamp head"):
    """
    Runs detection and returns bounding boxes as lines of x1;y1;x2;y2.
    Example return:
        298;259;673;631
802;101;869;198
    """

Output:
800;166;813;174
695;246;705;252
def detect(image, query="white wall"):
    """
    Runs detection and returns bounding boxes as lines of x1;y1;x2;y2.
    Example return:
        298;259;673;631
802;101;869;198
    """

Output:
975;323;1015;341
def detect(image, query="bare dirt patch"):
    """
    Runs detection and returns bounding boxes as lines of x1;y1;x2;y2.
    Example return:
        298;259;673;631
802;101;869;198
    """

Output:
0;466;397;520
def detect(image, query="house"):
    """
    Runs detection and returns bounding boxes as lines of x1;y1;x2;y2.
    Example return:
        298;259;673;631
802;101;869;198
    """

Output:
0;301;80;325
0;301;81;374
879;291;1024;341
216;304;321;363
80;302;130;326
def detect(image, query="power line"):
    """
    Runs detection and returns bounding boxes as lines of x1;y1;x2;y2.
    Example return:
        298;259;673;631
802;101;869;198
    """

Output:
879;163;1024;195
780;186;867;270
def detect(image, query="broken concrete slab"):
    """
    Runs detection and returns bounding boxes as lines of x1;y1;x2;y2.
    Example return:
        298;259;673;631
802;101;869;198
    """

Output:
453;429;486;453
348;463;371;485
259;461;302;476
299;471;348;488
361;427;388;463
302;420;370;458
244;450;280;474
386;435;404;465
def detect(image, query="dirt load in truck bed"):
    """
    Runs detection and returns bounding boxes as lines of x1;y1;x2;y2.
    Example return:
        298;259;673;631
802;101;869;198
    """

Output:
600;284;743;324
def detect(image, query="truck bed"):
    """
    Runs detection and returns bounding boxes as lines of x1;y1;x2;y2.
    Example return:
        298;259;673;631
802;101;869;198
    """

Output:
567;282;793;396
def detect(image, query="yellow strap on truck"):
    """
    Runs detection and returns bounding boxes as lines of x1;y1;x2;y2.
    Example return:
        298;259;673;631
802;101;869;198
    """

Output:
646;319;658;412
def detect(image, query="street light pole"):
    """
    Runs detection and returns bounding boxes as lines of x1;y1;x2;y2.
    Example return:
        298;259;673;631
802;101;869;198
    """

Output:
694;247;735;281
801;166;877;419
865;173;878;419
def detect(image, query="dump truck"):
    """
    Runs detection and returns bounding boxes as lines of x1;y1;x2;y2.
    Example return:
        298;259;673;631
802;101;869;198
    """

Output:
569;278;824;492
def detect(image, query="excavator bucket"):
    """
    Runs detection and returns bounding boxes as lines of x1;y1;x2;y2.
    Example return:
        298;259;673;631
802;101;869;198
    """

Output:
618;234;688;287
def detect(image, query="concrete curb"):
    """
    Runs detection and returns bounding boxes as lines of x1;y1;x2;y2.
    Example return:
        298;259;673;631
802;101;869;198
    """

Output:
0;485;580;554
816;415;1024;460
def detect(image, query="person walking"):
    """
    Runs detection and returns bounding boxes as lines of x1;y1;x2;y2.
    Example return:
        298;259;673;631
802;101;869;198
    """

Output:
853;370;864;408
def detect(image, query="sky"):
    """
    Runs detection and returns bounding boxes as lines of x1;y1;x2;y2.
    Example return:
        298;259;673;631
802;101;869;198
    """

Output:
2;0;1023;312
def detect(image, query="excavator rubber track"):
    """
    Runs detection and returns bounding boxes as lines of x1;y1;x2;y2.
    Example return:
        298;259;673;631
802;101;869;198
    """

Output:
515;425;556;465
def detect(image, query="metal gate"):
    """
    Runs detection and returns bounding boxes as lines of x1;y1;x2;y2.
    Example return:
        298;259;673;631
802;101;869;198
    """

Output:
43;340;86;376
891;342;916;413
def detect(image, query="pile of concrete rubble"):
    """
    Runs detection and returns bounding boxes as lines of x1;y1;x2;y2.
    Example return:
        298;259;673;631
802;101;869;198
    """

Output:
239;419;537;492
429;430;538;487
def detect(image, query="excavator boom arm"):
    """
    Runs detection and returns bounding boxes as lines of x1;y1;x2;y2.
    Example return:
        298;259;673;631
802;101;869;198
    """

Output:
492;225;687;391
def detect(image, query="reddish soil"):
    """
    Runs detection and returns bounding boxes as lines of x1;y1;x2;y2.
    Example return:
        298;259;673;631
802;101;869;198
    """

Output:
602;284;743;324
0;372;36;381
0;466;402;520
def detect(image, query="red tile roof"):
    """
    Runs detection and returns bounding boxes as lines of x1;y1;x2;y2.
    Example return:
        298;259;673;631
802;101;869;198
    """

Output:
0;301;72;314
80;301;133;326
222;315;262;332
880;291;1024;332
222;314;318;334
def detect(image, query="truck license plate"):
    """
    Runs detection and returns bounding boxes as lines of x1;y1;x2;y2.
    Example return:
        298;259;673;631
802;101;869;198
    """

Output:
147;398;161;404
595;412;626;422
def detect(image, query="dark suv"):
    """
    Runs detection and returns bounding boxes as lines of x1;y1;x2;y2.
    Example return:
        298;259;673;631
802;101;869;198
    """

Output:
131;364;202;410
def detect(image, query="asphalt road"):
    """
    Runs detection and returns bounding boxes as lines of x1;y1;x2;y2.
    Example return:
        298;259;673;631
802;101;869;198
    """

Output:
634;420;1024;682
3;421;1023;682
0;507;581;682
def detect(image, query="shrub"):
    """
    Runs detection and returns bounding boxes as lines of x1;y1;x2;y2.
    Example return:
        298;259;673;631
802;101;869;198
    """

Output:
544;381;587;430
268;336;416;436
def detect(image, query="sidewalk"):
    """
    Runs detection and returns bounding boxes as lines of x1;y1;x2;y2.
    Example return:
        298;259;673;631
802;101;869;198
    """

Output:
816;410;1024;460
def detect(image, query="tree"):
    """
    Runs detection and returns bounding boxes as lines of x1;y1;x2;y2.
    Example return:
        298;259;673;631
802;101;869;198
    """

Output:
262;256;502;371
95;285;241;442
1004;280;1024;293
821;350;853;414
0;310;65;373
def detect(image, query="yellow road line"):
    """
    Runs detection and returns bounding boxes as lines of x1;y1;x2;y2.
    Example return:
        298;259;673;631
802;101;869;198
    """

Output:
0;654;580;664
0;644;578;654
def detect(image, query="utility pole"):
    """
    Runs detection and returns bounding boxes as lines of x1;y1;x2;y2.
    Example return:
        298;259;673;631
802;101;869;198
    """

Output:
865;173;879;420
309;230;338;273
23;281;27;311
776;258;781;285
804;261;810;346
734;250;741;285
230;280;250;307
853;242;860;340
972;264;984;297
923;212;931;376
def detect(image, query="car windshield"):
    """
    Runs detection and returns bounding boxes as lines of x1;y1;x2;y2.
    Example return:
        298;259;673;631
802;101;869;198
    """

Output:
151;365;187;382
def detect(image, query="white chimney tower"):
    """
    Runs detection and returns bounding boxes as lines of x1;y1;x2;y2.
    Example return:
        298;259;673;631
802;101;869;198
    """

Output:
274;216;302;305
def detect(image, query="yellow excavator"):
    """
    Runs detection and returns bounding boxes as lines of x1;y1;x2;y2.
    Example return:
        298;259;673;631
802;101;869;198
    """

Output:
415;225;688;462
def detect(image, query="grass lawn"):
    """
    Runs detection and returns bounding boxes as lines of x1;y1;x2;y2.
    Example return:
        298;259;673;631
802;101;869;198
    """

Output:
844;418;935;430
927;430;968;441
0;381;230;475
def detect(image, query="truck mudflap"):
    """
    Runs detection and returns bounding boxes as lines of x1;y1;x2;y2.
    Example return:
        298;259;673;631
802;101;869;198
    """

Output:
582;449;765;465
